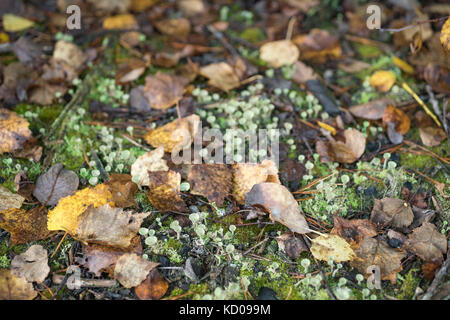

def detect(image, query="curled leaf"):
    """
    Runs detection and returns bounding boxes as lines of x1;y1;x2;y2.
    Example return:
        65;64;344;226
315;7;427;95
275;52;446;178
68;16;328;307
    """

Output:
114;253;158;288
370;198;414;229
131;147;168;186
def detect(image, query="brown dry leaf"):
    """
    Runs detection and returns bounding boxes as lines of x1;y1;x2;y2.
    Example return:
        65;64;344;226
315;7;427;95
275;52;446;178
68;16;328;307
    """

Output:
291;61;317;84
11;245;49;283
0;108;33;155
423;64;450;94
382;105;411;135
422;261;441;281
187;164;232;206
75;204;149;248
135;269;168;300
105;174;138;208
419;126;447;147
29;83;67;105
293;29;342;64
77;236;142;276
47;184;113;233
330;216;377;247
310;234;355;262
33;164;79;206
147;171;188;212
0;185;24;211
87;0;131;13
349;98;394;120
406;222;447;262
369;70;396;92
103;14;138;29
154;18;191;38
276;232;308;259
116;58;147;84
245;182;310;234
0;207;52;245
114;253;159;288
178;0;205;17
53;40;86;70
441;17;450;51
259;40;299;68
350;237;406;284
0;269;36;300
144;114;200;153
142;72;185;110
285;0;319;12
328;128;366;164
130;0;157;12
370;198;414;229
338;59;371;74
232;159;280;204
410;31;423;55
131;147;169;186
199;62;240;91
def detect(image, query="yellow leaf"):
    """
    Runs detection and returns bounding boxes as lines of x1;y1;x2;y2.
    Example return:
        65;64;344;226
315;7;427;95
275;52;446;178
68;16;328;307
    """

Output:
103;14;137;30
392;56;414;75
0;32;9;43
369;70;396;92
47;184;113;233
317;121;336;135
3;14;34;32
310;234;355;262
440;17;450;52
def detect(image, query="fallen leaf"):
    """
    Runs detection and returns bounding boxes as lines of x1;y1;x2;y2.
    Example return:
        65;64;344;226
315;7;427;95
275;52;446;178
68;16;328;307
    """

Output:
293;29;342;64
187;164;232;206
338;59;371;73
147;171;188;212
422;261;441;281
144;114;200;153
369;70;396;92
130;0;157;12
131;147;169;186
350;237;406;284
116;58;147;84
370;198;414;229
103;14;138;29
47;184;114;233
423;63;450;94
87;0;131;13
0;207;52;245
74;204;149;248
199;62;240;91
330;216;377;247
406;222;447;262
441;17;450;51
178;0;205;17
29;83;67;105
392;56;415;75
349;98;394;120
135;269;168;300
11;245;49;283
419;126;447;147
328;128;366;164
382;105;410;135
259;40;299;68
0;108;33;155
33;163;79;206
142;72;185;110
53;40;86;70
286;0;319;12
105;174;138;208
114;253;158;288
291;60;317;84
232;159;280;204
310;234;355;262
3;14;34;32
245;182;310;234
276;233;308;259
154;18;191;38
0;185;24;211
0;269;36;300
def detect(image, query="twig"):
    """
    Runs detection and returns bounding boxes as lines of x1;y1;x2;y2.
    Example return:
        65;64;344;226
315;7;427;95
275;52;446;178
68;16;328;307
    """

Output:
90;148;109;181
52;274;117;288
422;253;450;300
50;232;68;259
379;16;449;33
243;238;269;256
402;82;441;127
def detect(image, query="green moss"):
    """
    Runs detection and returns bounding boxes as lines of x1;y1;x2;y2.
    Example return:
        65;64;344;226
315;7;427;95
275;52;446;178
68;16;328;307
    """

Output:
240;28;266;43
397;268;419;300
355;44;382;59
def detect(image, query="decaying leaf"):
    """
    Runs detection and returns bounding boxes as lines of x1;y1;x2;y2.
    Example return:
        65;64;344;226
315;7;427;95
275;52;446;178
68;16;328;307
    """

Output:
349;98;394;120
0;269;36;300
178;0;205;17
338;59;371;74
419;126;447;147
47;184;113;233
187;164;232;206
135;269;168;300
331;216;377;247
33;163;79;206
3;14;34;32
440;17;450;52
293;29;342;64
245;182;310;234
286;0;319;12
350;237;406;284
116;58;147;84
276;233;308;259
28;83;67;105
406;222;447;262
259;40;299;68
114;253;159;288
0;185;24;211
142;72;185;110
382;105;411;135
53;40;86;70
199;62;240;91
11;245;50;283
0;207;52;245
369;70;396;92
0;108;33;155
147;171;188;212
144;115;200;153
105;174;138;208
103;14;138;29
310;234;355;262
75;204;150;248
291;60;317;84
232;159;280;204
370;198;414;229
154;18;191;38
328;128;366;164
131;147;169;186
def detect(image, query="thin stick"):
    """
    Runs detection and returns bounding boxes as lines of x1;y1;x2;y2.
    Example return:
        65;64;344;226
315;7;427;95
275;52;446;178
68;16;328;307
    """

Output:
379;16;449;33
402;82;441;127
285;17;296;41
50;232;68;259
